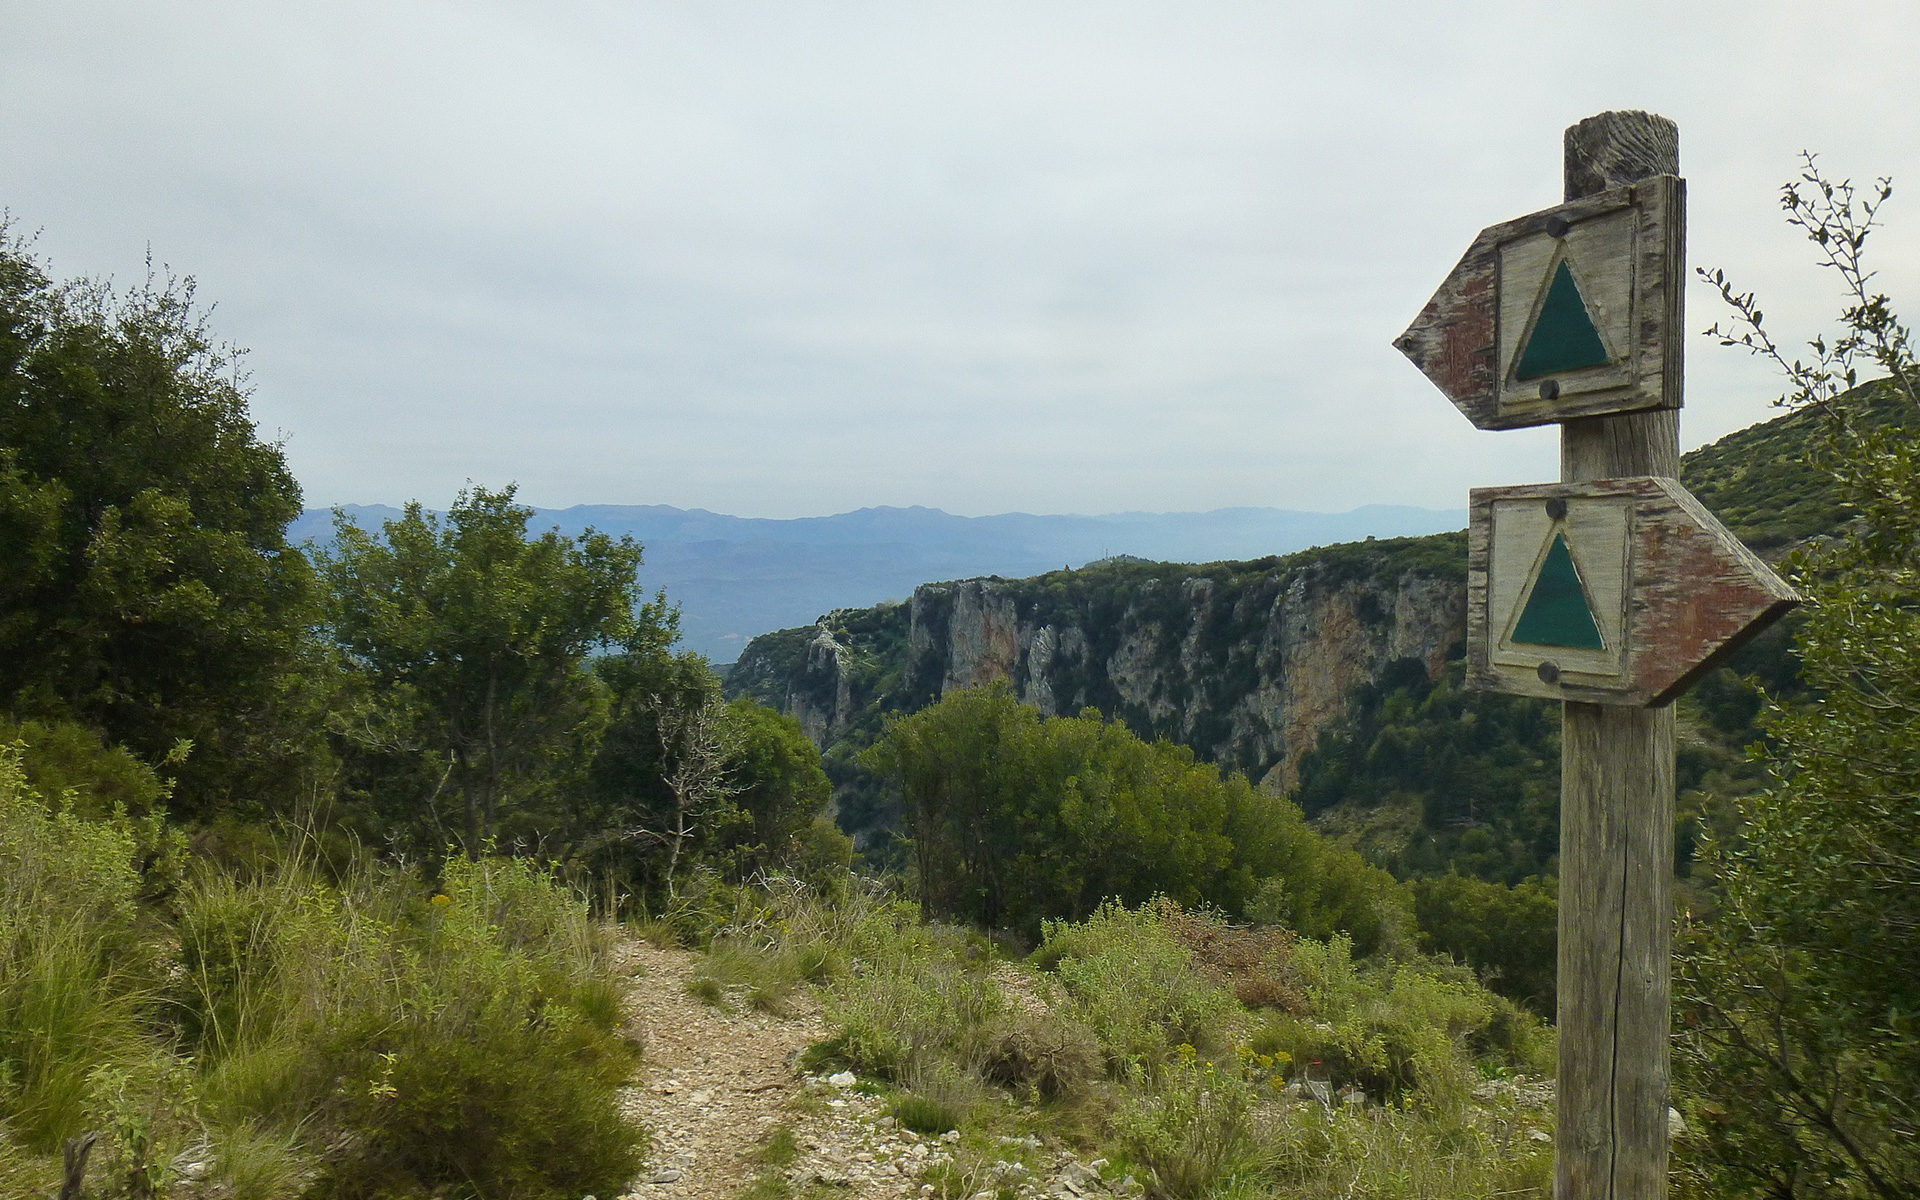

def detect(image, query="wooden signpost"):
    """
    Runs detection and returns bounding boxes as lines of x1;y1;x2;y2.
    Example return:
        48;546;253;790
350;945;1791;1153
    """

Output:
1396;176;1684;430
1468;478;1796;706
1394;112;1797;1200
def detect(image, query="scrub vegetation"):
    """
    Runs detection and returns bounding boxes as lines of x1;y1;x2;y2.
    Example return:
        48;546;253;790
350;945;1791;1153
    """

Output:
2;157;1915;1198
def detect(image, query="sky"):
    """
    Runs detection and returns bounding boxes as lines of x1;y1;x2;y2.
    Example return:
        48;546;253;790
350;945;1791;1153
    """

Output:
3;2;1917;519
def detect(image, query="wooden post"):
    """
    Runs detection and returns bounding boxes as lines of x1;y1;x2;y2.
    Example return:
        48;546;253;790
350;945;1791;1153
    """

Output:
1555;110;1680;1200
60;1130;97;1200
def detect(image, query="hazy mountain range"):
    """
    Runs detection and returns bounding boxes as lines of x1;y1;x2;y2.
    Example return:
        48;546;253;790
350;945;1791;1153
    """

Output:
289;503;1466;663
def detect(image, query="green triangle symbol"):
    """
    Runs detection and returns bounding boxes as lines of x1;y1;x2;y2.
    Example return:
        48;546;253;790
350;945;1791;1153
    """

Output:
1511;531;1605;650
1515;259;1611;380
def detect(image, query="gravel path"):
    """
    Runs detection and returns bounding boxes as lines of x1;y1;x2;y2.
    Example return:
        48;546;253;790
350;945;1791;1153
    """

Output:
609;935;1143;1200
614;938;826;1200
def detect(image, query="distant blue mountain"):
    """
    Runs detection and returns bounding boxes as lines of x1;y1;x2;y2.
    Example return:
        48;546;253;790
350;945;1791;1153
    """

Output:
289;503;1465;664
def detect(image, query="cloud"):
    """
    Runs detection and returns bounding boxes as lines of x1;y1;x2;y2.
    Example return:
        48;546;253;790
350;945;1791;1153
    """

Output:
4;1;1916;516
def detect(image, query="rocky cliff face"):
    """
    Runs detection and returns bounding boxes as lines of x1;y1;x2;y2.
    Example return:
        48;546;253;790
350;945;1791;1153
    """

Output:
728;533;1468;791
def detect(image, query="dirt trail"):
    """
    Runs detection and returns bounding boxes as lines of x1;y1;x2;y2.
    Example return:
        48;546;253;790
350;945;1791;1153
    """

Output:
609;936;1129;1200
613;938;826;1199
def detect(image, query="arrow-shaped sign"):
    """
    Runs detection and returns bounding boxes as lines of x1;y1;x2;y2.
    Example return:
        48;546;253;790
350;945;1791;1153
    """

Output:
1467;476;1797;705
1396;176;1684;430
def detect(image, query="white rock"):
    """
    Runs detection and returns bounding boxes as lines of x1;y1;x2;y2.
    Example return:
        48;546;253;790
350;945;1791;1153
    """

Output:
1669;1107;1687;1136
827;1070;858;1088
1528;1129;1552;1144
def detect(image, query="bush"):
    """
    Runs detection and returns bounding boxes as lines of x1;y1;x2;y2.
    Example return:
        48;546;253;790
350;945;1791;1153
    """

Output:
866;685;1409;940
823;919;1001;1081
0;743;161;1155
175;846;644;1200
1259;1100;1553;1200
1109;1055;1261;1200
979;1012;1104;1100
1248;935;1549;1107
1676;160;1920;1199
1037;900;1245;1079
1413;873;1558;1013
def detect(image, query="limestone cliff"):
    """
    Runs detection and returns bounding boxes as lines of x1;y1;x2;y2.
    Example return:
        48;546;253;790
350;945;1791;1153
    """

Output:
727;532;1468;792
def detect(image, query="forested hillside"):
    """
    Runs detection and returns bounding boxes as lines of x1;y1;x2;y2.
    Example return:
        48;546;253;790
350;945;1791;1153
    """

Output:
0;231;842;1198
292;502;1463;663
5;156;1916;1199
727;378;1906;1022
728;385;1877;876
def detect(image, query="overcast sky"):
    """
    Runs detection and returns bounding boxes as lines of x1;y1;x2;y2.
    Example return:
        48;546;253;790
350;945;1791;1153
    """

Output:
4;2;1917;518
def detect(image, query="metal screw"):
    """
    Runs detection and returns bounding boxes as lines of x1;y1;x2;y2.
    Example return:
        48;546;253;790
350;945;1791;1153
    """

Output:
1540;379;1561;400
1545;216;1570;239
1545;497;1568;520
1537;661;1562;684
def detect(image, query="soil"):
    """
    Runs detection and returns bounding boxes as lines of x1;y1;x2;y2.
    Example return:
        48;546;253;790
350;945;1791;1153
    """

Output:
612;936;967;1200
613;937;823;1199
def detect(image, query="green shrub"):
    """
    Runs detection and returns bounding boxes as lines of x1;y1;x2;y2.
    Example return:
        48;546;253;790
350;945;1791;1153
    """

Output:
175;847;645;1200
0;743;161;1153
1109;1055;1262;1200
1037;901;1244;1078
1260;1101;1552;1199
1249;935;1548;1107
1412;873;1558;1013
788;812;857;886
824;920;1001;1081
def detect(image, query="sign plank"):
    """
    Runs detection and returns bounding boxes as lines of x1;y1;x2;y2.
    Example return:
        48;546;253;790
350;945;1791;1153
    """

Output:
1467;476;1796;705
1395;176;1684;430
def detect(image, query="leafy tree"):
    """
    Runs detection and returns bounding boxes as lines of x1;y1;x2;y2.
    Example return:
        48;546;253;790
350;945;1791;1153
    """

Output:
862;683;1410;946
0;232;324;816
1674;160;1920;1199
723;697;833;873
580;651;836;894
1291;657;1562;883
317;485;663;856
580;647;722;886
1411;873;1557;1014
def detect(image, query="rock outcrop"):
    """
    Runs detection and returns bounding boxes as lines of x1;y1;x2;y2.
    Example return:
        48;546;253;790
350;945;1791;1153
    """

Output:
728;533;1467;792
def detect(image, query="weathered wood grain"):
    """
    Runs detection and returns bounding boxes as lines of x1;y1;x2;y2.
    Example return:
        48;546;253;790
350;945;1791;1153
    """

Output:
1466;477;1797;706
1566;111;1680;205
1394;177;1682;430
1558;702;1675;1200
1556;109;1679;1200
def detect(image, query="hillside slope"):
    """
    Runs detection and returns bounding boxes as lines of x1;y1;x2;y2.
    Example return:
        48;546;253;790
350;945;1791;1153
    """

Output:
727;383;1903;864
729;536;1465;789
292;503;1462;663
